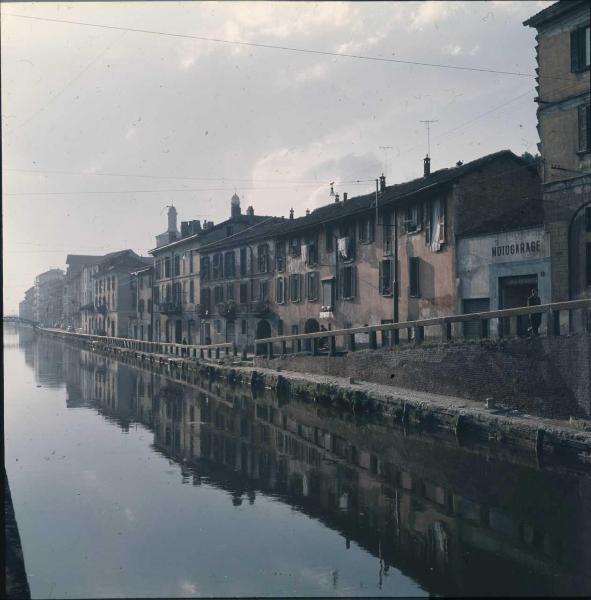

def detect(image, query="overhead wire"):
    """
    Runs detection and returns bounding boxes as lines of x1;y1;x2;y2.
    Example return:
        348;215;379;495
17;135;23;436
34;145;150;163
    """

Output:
0;11;575;83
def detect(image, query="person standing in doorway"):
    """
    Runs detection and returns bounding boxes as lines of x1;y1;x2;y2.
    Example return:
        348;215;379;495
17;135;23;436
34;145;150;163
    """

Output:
527;288;542;336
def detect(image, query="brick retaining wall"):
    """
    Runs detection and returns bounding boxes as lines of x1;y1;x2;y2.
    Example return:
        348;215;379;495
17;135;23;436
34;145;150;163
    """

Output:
255;334;591;419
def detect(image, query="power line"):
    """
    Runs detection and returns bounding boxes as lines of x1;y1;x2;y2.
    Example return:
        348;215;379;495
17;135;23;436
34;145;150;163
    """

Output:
1;12;573;82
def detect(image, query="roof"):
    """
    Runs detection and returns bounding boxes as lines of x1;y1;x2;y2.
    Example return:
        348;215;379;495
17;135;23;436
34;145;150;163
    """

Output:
201;149;534;251
523;0;587;28
95;249;149;273
149;214;272;255
65;254;103;273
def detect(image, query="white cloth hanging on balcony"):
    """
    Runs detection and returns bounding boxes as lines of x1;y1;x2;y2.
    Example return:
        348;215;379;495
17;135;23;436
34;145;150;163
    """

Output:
337;237;349;259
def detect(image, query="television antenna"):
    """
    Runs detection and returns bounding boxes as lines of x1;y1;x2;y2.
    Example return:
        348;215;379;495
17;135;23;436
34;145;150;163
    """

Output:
419;120;438;157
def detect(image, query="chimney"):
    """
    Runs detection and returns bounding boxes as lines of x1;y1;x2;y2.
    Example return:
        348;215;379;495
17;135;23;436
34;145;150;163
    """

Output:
456;160;463;167
246;206;254;216
423;156;431;177
181;221;189;237
379;173;386;192
343;192;348;202
167;206;178;232
335;193;340;203
289;208;294;220
305;209;310;216
231;193;241;219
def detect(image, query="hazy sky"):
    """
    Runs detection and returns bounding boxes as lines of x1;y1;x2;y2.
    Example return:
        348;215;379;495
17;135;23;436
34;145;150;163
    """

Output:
2;0;551;312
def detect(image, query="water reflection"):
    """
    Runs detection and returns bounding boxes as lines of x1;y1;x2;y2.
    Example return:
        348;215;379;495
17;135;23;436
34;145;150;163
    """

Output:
10;330;591;597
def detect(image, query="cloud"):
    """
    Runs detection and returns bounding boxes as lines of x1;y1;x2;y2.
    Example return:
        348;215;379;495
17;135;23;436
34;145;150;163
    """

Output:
179;579;200;596
411;1;458;30
443;44;463;56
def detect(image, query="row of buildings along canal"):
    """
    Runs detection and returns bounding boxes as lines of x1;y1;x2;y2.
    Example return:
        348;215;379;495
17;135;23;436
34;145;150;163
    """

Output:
18;0;591;350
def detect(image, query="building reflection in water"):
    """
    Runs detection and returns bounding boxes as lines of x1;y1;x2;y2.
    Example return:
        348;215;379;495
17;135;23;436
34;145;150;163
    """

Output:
19;330;591;597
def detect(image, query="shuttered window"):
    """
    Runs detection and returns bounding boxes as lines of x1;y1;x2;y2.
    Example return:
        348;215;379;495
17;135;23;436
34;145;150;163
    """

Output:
341;266;357;300
409;257;420;298
571;25;590;73
579;104;591;152
379;260;393;296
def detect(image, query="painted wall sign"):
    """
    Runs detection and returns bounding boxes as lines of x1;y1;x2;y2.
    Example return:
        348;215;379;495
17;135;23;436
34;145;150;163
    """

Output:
492;240;542;257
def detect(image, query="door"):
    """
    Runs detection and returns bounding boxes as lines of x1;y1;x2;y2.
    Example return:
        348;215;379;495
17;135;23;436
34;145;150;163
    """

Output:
175;320;183;343
499;275;537;336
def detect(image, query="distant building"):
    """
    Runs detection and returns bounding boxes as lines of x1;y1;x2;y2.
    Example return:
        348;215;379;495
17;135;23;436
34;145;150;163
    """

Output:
525;0;591;301
64;255;103;330
19;286;36;322
92;250;152;337
148;199;272;344
34;269;65;327
128;265;154;341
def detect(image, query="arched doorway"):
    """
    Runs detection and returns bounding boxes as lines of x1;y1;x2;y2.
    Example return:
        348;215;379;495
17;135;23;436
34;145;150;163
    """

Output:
568;200;591;300
255;319;271;355
304;318;320;352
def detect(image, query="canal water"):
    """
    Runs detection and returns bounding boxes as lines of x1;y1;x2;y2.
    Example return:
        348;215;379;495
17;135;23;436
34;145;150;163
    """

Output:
4;326;591;598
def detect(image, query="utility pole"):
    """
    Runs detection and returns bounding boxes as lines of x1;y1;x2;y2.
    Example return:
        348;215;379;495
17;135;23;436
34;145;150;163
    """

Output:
419;119;438;157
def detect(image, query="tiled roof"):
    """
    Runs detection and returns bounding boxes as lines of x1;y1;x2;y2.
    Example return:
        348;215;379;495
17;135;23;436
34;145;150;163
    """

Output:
201;150;533;251
65;254;104;272
523;0;585;27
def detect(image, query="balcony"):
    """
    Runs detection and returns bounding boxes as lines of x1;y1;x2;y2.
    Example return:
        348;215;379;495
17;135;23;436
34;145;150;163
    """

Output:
159;301;182;315
249;301;271;317
217;301;237;319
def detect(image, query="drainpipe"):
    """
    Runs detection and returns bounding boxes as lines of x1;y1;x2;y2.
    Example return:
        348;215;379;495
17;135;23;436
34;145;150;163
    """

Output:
393;207;399;342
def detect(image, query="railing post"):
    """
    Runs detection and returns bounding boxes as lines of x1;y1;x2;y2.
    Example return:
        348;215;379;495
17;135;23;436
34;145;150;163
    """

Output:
241;347;248;360
550;310;561;336
441;321;452;342
281;340;287;355
480;319;489;339
348;333;356;352
415;326;424;344
267;341;274;359
233;343;238;356
369;330;378;350
200;348;205;359
312;338;319;355
225;345;229;356
393;328;400;346
329;335;337;356
208;348;212;359
215;347;220;359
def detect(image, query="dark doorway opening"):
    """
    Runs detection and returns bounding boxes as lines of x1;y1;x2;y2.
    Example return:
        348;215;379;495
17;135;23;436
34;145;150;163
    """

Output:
255;319;272;355
304;318;320;352
499;275;537;336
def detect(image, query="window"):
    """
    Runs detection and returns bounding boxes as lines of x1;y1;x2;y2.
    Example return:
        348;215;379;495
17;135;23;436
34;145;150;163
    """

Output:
404;204;422;233
342;266;356;300
303;236;318;266
212;253;223;280
586;207;591;232
226;283;234;302
289;237;301;258
174;255;180;276
425;198;446;250
379;260;393;295
189;279;195;303
383;211;393;255
275;241;286;272
276;277;285;303
325;226;334;252
239;282;248;304
164;257;171;278
578;104;590;153
240;248;248;277
153;286;160;305
200;288;211;311
138;299;145;313
241;319;247;335
214;320;221;334
571;25;590;73
174;282;182;304
155;260;162;280
147;299;152;313
189;250;194;274
306;271;319;301
358;217;374;243
214;285;224;304
224;251;236;278
321;279;335;310
257;244;269;273
587;243;591;287
289;274;301;302
182;281;187;303
166;284;171;302
201;256;210;281
409;257;420;297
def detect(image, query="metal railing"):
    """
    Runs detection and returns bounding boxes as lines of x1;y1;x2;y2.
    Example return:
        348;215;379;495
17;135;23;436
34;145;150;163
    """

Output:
255;299;591;358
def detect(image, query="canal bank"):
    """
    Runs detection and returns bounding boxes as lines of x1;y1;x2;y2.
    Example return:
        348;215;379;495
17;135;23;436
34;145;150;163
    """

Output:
41;328;591;469
4;470;31;600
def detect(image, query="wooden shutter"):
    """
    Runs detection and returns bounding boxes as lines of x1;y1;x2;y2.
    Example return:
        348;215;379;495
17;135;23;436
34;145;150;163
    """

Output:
571;29;581;72
352;266;357;298
379;261;384;295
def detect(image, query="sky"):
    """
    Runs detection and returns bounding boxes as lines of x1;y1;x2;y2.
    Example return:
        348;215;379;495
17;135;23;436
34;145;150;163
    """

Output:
2;0;552;313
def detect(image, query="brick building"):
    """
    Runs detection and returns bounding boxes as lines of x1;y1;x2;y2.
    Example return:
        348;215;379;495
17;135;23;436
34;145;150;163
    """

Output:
525;0;591;301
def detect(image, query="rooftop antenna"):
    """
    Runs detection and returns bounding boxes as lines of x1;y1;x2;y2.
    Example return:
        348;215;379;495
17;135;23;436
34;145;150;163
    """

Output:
378;146;393;178
419;120;438;157
329;182;335;198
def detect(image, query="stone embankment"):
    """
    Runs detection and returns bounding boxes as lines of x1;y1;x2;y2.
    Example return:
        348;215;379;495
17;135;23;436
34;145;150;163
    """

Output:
41;328;591;470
